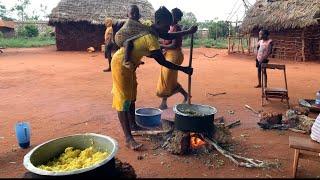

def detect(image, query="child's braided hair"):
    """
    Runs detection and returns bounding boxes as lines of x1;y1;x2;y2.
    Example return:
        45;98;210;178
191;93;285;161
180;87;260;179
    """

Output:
172;8;183;20
155;6;173;24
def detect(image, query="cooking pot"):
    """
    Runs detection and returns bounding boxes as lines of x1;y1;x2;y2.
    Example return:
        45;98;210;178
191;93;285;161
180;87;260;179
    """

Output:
135;108;162;128
173;104;217;135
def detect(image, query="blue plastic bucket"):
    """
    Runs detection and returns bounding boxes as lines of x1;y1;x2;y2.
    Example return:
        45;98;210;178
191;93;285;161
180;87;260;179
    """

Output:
135;108;162;128
15;122;31;149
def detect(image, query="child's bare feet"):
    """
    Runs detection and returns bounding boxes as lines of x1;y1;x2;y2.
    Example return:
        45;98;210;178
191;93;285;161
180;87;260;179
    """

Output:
103;68;111;72
159;103;168;110
126;139;143;151
182;94;189;103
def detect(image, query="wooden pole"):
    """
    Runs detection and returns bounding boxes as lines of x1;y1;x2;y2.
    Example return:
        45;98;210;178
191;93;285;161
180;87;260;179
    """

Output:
187;34;194;105
228;22;231;37
228;22;231;54
301;28;306;62
248;35;251;54
240;37;244;53
228;36;231;54
235;18;239;53
237;37;240;53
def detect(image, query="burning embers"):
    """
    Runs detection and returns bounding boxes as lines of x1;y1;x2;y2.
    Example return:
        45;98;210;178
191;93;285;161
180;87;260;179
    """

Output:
190;133;206;149
162;130;215;155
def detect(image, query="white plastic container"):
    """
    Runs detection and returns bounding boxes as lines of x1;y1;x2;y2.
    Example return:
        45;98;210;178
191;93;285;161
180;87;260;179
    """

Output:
316;91;320;105
101;45;105;52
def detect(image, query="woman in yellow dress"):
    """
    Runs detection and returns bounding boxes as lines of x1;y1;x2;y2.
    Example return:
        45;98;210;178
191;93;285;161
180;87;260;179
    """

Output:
111;6;194;150
157;8;188;110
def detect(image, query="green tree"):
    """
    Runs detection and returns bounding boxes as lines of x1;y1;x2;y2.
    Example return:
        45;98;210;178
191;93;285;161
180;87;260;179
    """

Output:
0;3;6;19
29;4;48;20
30;10;39;20
39;4;48;20
197;19;231;39
11;0;31;21
0;3;13;20
18;24;39;37
198;20;211;29
180;11;197;29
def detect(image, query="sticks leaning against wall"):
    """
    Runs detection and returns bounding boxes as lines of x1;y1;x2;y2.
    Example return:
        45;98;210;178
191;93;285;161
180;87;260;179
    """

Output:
227;35;248;54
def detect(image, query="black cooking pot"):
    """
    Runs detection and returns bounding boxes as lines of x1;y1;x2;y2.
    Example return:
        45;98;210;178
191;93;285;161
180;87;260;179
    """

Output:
173;104;217;135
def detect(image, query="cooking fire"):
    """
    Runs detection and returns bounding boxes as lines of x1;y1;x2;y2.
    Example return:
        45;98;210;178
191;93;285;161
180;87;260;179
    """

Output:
190;133;206;149
140;115;270;169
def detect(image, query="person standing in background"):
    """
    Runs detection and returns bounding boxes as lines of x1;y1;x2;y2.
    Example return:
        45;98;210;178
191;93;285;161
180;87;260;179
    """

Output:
103;18;115;72
255;29;273;88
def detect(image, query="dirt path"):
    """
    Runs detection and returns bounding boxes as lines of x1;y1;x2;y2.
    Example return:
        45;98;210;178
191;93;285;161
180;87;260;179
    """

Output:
0;46;319;178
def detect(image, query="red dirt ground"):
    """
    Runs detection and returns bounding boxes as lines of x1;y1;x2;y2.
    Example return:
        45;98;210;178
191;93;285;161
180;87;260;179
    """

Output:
0;46;319;178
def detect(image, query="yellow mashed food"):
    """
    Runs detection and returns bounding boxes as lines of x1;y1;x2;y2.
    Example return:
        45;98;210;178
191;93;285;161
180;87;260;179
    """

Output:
38;147;108;172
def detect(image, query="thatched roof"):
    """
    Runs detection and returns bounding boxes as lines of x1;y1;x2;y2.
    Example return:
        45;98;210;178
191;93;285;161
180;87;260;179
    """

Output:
49;0;154;25
0;20;15;29
241;0;320;33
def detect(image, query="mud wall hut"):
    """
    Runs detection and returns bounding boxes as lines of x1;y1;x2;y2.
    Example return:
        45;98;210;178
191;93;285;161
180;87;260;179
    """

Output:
0;20;15;38
49;0;154;51
241;0;320;61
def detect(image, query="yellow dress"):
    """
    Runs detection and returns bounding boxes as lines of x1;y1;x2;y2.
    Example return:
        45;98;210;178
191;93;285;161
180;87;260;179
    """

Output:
111;34;160;111
156;49;184;97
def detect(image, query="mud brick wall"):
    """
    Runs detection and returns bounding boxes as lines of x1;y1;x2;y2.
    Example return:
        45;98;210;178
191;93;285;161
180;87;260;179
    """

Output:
55;21;105;51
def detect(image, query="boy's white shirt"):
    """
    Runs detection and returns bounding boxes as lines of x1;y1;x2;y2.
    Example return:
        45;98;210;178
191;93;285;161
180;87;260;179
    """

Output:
310;114;320;143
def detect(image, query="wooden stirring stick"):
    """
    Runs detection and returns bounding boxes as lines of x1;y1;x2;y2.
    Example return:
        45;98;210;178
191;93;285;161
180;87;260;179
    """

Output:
187;34;194;105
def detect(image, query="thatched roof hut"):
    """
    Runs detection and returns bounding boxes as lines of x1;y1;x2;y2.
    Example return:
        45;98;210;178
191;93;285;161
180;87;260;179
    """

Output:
0;20;15;38
0;20;15;29
49;0;154;51
242;0;320;61
242;0;320;33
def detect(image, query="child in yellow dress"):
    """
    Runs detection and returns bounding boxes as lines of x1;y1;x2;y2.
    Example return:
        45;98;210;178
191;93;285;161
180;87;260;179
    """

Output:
156;8;188;110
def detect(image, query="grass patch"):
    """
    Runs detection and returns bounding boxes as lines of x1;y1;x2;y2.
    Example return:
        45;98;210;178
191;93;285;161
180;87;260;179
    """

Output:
182;38;228;49
0;36;55;48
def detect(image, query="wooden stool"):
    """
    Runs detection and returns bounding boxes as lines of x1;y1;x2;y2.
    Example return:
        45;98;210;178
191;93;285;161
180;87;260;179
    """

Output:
289;136;320;178
261;63;290;108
